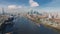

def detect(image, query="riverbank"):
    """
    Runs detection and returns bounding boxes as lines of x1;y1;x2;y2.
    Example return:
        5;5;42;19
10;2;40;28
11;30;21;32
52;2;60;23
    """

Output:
0;15;10;25
26;14;60;30
26;14;41;26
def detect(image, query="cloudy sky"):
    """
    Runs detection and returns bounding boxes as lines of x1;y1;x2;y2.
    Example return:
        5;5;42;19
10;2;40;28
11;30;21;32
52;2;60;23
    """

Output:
0;0;60;13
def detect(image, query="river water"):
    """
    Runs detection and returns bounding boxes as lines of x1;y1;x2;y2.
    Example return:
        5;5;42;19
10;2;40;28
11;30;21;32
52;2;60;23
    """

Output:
12;16;60;34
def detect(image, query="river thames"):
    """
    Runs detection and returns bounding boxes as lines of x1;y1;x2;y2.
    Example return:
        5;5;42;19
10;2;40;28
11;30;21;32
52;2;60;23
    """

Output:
12;16;60;34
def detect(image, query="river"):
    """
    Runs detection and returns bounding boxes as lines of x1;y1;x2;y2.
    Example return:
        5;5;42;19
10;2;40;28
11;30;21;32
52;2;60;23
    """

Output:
12;16;60;34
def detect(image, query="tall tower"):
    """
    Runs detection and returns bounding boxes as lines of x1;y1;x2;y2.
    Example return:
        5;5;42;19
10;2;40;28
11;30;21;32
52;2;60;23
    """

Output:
2;8;5;15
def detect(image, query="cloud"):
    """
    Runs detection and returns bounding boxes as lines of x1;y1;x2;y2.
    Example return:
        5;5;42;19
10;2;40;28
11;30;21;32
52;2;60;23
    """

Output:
8;5;17;9
29;0;39;7
8;5;23;9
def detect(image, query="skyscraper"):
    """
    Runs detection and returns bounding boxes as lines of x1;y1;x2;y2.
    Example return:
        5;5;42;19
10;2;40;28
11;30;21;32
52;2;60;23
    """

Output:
2;8;5;15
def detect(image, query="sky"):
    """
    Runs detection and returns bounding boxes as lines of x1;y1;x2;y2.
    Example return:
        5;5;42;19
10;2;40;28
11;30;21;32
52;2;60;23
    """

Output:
0;0;60;13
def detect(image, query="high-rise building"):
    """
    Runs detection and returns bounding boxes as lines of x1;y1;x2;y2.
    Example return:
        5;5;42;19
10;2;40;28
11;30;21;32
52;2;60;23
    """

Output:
2;8;5;15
